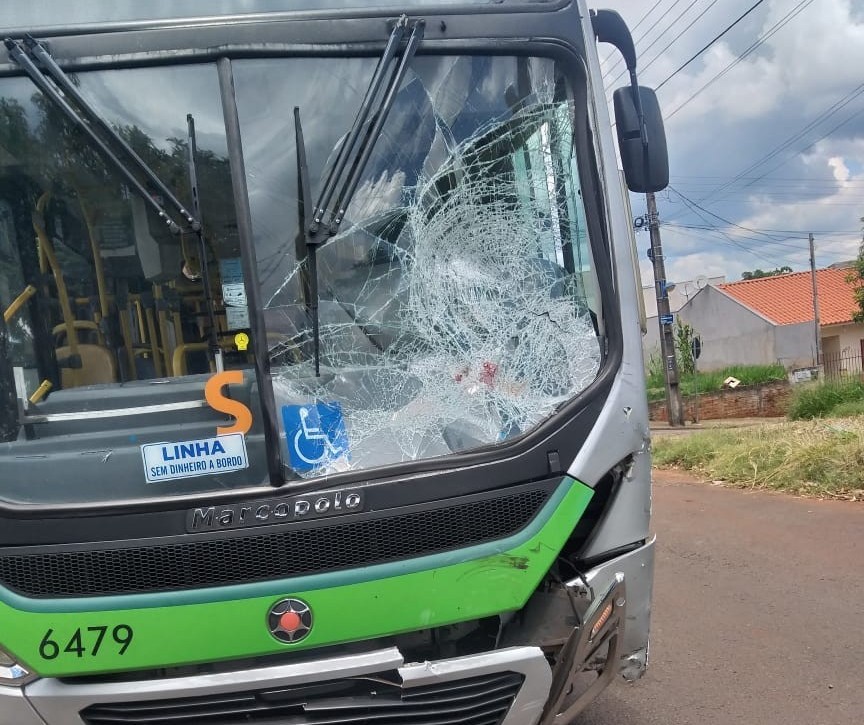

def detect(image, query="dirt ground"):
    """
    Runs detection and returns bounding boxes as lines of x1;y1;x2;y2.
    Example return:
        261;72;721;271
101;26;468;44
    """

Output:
577;468;864;725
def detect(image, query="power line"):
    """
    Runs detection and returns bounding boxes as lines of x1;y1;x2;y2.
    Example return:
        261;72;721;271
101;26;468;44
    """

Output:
664;224;855;268
655;0;769;90
664;223;805;249
663;223;862;238
663;223;812;251
701;80;864;201
673;188;864;194
671;174;864;182
660;194;804;267
712;103;864;203
607;0;721;88
668;186;803;242
654;188;863;267
661;216;861;264
668;190;864;204
663;215;863;253
671;176;864;185
604;0;689;80
732;228;862;235
611;2;859;271
599;0;668;69
666;224;803;268
662;0;815;117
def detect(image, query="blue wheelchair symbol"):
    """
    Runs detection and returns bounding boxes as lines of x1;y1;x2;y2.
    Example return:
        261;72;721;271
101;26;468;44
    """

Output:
281;402;350;472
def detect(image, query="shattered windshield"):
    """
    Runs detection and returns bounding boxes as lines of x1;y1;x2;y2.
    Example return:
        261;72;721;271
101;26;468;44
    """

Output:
234;55;603;478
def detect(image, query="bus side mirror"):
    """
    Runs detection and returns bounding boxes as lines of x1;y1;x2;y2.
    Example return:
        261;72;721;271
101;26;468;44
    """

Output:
613;86;669;193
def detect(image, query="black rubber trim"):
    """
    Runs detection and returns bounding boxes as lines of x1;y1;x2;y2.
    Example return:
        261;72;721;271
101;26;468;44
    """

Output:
577;539;645;571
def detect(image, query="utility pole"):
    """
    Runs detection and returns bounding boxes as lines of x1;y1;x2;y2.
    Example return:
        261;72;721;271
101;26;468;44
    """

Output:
809;232;822;369
647;191;685;426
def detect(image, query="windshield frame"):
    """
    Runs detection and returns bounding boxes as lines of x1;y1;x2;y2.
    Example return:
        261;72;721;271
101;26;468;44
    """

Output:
227;42;621;492
0;10;623;509
0;1;573;40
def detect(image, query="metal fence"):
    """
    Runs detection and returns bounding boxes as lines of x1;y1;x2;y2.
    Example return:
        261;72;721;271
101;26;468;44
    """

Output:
823;351;864;380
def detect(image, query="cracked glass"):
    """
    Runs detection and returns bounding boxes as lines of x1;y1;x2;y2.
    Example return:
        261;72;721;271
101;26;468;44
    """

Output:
233;55;603;478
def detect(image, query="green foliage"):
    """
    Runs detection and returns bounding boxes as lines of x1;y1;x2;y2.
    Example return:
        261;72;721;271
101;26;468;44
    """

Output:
0;96;232;231
645;346;664;381
645;363;787;402
787;379;864;420
652;420;864;499
673;319;697;376
687;363;787;391
741;266;792;280
829;400;864;418
0;95;234;282
847;235;864;324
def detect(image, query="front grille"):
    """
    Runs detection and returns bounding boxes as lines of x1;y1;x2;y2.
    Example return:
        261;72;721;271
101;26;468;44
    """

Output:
0;488;549;598
80;671;524;725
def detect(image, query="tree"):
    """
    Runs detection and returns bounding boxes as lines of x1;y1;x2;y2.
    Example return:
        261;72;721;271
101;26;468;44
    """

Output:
673;318;698;377
847;220;864;323
741;266;792;280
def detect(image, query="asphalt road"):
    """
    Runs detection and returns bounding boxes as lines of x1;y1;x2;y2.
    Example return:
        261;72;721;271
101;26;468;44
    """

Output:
577;469;864;725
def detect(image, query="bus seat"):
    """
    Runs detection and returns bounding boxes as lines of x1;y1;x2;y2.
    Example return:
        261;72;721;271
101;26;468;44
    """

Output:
53;320;105;346
56;343;118;387
172;342;209;376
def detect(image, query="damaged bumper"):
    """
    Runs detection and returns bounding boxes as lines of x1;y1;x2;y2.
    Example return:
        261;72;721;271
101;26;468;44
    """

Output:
2;538;654;725
511;535;655;722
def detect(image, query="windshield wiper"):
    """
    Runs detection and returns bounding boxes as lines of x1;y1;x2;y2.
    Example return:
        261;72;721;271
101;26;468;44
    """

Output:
294;15;423;376
6;36;225;370
5;35;198;235
186;113;223;372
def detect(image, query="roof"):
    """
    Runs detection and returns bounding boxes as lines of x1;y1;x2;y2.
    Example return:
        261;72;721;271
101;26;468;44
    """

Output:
717;268;860;326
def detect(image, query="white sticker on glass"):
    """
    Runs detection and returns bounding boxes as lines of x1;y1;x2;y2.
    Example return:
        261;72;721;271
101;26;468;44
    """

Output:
141;433;248;483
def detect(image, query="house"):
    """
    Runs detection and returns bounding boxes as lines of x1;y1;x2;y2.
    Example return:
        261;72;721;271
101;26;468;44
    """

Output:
643;266;864;374
641;275;725;318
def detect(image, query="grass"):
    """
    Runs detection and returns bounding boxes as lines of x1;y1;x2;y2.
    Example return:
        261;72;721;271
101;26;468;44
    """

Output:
787;379;864;420
646;363;787;403
829;399;864;418
652;419;864;500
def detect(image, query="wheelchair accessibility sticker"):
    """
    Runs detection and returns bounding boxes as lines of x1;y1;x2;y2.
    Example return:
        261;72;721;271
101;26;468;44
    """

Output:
281;402;350;473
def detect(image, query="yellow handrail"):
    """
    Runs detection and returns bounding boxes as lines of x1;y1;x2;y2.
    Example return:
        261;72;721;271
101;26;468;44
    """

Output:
78;195;110;319
33;192;79;361
3;285;36;323
29;380;52;404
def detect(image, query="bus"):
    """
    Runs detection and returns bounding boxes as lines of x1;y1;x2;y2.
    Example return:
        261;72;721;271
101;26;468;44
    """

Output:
0;2;667;722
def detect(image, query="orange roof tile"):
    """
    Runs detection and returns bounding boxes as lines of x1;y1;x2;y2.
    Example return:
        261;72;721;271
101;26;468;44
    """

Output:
717;268;860;326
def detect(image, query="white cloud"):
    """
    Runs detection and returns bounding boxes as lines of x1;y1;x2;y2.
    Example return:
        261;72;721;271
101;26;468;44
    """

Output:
603;0;864;282
828;156;851;182
665;251;731;284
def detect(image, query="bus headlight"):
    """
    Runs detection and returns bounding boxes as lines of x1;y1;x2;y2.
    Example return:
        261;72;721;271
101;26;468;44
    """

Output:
0;646;36;686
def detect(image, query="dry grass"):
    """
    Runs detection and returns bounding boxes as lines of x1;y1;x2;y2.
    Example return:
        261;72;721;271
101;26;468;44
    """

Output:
652;418;864;500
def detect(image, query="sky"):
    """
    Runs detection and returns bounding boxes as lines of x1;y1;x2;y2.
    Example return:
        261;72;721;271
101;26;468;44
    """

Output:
4;0;860;290
598;0;864;286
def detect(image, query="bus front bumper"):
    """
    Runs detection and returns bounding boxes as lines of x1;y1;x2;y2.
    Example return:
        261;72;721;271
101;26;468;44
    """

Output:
1;538;654;725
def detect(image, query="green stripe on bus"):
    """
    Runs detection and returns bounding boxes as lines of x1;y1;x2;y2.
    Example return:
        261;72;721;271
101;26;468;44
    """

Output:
0;477;592;677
